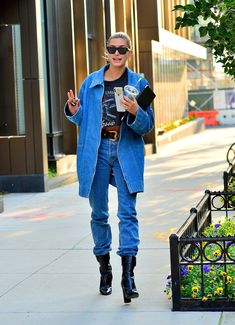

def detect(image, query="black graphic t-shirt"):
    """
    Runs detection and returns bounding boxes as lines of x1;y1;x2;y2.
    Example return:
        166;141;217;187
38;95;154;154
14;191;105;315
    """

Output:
102;68;128;128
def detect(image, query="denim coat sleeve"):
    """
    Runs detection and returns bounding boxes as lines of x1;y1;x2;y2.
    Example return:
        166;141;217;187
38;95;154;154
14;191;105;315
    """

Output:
126;106;154;136
124;73;154;136
64;70;104;198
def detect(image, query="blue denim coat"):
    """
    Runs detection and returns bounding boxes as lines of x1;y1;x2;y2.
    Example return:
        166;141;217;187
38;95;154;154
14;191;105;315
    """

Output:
65;65;154;198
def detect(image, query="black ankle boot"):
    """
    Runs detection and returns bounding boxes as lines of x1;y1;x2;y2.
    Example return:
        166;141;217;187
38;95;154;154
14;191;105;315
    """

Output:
121;256;139;303
96;253;113;295
130;256;139;295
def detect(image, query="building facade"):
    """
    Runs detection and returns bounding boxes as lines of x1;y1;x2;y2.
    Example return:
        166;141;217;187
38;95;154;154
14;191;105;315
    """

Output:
0;0;206;192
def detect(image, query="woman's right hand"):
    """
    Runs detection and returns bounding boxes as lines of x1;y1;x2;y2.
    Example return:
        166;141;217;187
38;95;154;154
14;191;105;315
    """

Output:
67;89;80;115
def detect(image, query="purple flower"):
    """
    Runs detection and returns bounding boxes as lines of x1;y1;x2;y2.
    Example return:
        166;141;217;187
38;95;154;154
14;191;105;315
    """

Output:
226;241;235;247
181;266;189;276
214;223;221;228
166;280;171;287
203;265;211;273
166;275;171;287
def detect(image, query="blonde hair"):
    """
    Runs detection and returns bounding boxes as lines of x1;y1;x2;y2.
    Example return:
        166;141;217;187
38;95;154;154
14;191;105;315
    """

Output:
106;32;132;49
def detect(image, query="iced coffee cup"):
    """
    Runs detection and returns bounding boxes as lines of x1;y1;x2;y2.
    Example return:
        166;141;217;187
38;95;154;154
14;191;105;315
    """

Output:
124;85;139;99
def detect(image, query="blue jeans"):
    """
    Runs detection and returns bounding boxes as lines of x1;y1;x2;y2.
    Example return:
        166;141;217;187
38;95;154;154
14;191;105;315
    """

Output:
89;138;139;257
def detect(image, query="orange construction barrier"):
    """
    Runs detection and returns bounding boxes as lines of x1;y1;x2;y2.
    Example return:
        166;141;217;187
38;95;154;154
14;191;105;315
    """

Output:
189;110;220;126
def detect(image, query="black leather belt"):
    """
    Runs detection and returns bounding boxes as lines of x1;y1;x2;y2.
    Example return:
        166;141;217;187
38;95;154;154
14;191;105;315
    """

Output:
101;129;119;141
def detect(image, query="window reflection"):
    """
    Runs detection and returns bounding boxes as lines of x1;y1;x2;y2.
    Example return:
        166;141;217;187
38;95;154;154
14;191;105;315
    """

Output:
0;24;25;136
153;44;187;128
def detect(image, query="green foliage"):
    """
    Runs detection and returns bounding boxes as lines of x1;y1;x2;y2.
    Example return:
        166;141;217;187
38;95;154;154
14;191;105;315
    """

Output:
48;163;57;178
180;264;235;300
203;219;235;237
173;0;235;79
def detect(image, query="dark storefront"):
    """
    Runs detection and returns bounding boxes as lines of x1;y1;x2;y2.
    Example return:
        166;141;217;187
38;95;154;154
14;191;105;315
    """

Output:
0;0;92;192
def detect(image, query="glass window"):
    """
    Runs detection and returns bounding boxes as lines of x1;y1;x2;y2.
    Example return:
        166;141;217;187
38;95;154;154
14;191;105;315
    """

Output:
12;25;25;135
0;24;25;136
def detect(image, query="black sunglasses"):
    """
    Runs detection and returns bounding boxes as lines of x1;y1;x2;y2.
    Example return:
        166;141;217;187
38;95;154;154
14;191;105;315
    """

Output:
106;46;129;55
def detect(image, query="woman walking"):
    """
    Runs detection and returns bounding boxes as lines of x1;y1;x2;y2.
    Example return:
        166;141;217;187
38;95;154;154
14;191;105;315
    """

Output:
65;32;154;303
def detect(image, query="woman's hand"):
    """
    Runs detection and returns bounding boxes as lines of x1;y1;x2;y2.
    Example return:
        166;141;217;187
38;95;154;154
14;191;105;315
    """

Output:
120;96;139;116
67;89;80;115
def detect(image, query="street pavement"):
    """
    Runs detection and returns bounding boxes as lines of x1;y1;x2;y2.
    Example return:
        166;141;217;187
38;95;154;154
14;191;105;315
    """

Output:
0;125;235;325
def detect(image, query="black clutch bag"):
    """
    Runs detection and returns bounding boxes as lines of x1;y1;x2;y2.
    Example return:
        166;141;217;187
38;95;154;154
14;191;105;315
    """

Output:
136;85;156;110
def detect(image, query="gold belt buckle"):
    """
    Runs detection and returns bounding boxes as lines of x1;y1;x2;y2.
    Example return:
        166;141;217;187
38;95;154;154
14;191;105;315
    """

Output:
109;130;119;141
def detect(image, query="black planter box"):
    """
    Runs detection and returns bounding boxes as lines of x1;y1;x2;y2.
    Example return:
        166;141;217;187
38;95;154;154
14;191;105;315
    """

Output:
169;190;235;311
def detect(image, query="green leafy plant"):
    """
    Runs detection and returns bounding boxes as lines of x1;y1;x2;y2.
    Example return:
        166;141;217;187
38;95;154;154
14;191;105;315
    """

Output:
48;163;57;179
165;217;235;301
173;0;235;79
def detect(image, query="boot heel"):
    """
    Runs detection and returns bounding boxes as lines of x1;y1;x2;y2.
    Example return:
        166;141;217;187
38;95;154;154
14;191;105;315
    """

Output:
122;286;131;303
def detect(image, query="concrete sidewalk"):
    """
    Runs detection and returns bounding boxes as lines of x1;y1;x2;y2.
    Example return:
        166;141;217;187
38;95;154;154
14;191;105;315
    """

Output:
0;126;235;325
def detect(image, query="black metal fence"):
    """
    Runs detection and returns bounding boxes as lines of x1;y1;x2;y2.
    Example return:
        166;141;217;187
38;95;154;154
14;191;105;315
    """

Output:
224;165;235;192
169;190;235;311
223;143;235;191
